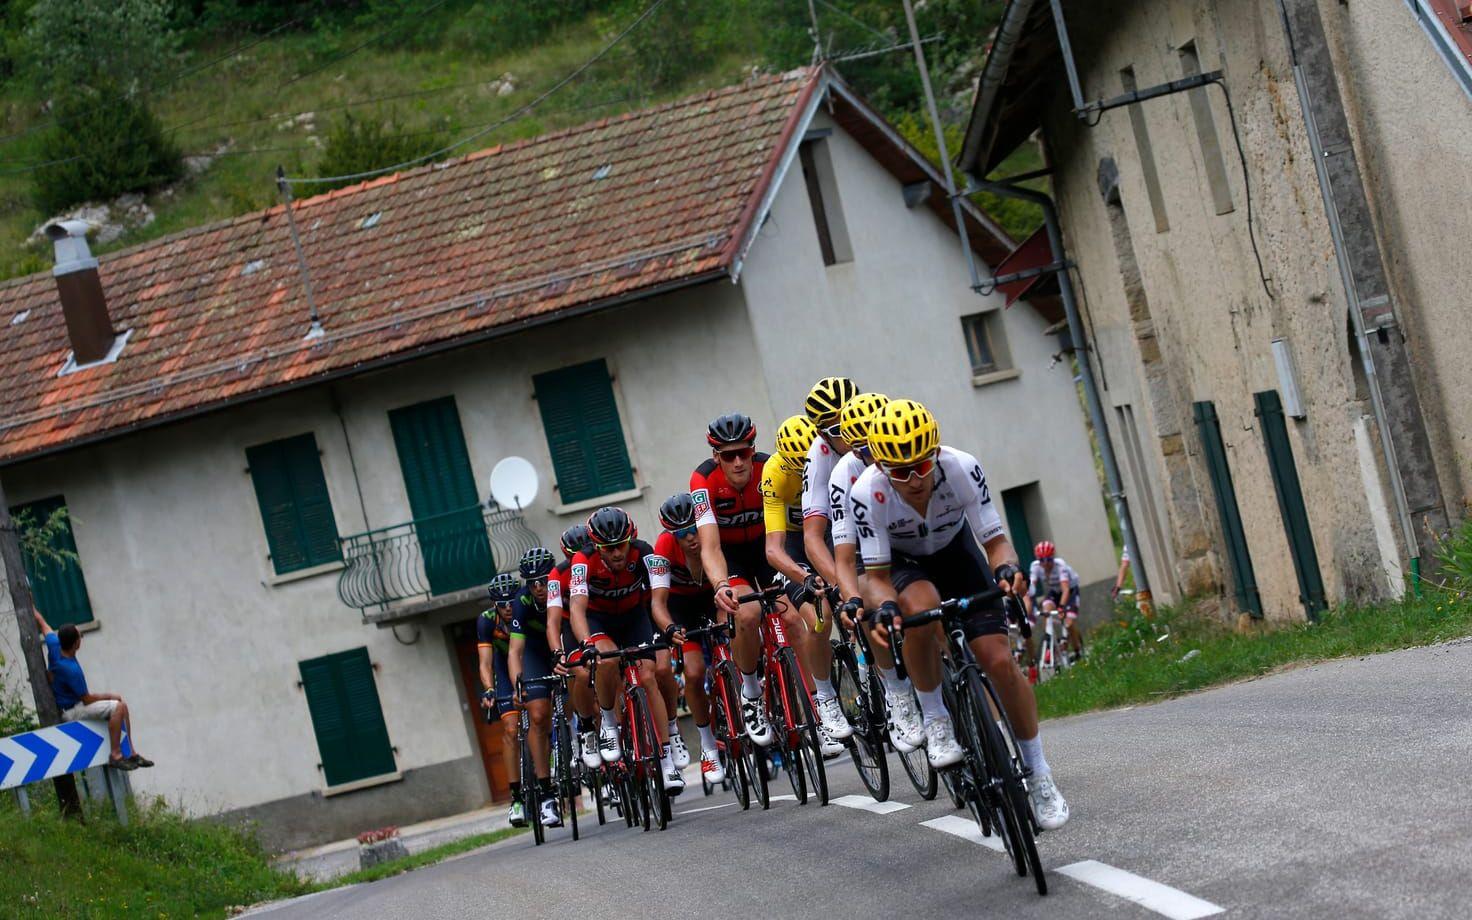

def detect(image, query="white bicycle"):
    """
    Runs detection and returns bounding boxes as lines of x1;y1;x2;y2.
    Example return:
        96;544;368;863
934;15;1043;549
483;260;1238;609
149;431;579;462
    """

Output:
1034;601;1072;682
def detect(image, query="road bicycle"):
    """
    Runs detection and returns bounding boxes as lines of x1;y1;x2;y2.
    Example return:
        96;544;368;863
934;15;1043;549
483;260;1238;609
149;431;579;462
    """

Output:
684;619;769;810
519;674;582;843
744;585;828;807
889;590;1047;895
1034;605;1072;683
589;640;671;832
826;589;890;802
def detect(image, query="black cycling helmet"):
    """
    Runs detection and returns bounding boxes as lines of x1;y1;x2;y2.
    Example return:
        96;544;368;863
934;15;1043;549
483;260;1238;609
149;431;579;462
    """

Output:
707;412;756;447
487;572;520;603
659;492;697;531
586;506;636;546
518;547;555;580
560;523;593;559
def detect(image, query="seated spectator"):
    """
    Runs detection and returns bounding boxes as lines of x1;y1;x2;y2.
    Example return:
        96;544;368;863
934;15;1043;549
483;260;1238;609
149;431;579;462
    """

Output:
35;610;153;770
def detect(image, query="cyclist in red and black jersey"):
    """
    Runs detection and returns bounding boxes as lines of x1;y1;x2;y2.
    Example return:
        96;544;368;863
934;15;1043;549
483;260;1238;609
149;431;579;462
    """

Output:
547;523;601;771
693;413;804;748
568;507;684;794
648;492;723;783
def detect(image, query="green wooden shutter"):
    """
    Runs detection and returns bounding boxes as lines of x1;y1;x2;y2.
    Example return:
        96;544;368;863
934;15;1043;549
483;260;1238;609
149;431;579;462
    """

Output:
10;495;93;626
1192;401;1263;618
246;434;341;575
388;397;494;595
299;647;396;787
1000;486;1036;570
533;360;634;504
1254;391;1327;620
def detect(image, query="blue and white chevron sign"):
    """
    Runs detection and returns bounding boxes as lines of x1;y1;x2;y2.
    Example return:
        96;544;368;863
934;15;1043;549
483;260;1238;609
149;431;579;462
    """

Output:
0;720;113;790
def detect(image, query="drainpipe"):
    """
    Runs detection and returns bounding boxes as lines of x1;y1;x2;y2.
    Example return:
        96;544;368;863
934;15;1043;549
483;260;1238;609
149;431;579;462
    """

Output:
968;177;1153;609
1275;0;1449;588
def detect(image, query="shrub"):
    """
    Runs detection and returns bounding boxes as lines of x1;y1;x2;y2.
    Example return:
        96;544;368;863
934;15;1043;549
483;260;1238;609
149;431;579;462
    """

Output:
313;111;447;191
1433;517;1472;599
31;87;183;214
21;0;176;95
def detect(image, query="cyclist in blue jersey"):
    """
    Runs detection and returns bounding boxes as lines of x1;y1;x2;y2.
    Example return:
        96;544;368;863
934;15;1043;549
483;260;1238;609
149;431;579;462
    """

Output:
480;572;525;827
508;547;565;829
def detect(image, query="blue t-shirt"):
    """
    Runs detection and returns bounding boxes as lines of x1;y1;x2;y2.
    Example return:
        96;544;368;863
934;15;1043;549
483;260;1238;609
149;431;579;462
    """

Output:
44;632;89;711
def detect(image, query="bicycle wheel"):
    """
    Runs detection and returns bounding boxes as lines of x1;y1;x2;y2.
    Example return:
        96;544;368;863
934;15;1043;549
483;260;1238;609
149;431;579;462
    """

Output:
780;647;828;806
832;644;889;802
619;771;637;828
631;687;667;832
945;663;1018;874
899;742;938;800
519;716;544;846
975;671;1047;895
591;770;607;826
711;666;751;811
553;718;579;841
767;656;806;804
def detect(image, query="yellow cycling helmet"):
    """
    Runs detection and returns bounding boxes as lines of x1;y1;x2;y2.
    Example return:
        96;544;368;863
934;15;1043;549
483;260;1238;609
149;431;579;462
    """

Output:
868;399;940;465
774;415;818;467
839;392;890;448
804;376;859;426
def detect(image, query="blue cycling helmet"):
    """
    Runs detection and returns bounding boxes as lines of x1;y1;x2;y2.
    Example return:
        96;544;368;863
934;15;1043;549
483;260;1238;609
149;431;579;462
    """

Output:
519;547;555;580
487;572;520;603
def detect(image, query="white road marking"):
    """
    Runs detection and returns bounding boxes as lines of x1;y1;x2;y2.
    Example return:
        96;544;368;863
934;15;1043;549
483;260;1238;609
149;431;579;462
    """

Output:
768;794;798;802
833;794;911;814
677;801;739;816
1056;860;1224;920
919;814;1005;852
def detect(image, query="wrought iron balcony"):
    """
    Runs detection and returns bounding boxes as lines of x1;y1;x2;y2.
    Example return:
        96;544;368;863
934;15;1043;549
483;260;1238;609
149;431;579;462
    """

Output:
336;504;543;617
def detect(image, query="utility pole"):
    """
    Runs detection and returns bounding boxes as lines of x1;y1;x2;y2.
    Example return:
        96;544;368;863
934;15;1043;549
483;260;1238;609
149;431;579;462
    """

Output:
0;475;83;817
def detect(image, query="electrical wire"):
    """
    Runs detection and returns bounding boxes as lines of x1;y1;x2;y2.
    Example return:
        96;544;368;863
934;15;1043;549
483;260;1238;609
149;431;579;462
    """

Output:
283;0;668;187
1208;77;1276;302
0;154;85;176
278;0;454;92
816;0;893;43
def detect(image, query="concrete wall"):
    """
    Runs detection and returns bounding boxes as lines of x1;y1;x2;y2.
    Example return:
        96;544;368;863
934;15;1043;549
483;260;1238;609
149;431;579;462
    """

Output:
1035;0;1471;620
739;109;1118;589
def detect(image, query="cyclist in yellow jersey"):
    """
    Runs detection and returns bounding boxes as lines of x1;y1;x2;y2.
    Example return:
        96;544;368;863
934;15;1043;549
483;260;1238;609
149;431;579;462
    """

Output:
763;415;851;755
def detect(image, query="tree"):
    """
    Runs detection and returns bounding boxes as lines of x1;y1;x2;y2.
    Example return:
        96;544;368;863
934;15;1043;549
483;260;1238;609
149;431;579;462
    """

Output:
21;0;177;96
31;86;183;213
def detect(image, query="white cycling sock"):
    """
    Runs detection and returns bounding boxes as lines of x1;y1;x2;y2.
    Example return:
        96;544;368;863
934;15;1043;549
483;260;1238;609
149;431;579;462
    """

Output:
1018;735;1051;777
915;686;947;725
740;670;762;699
878;668;911;697
697;722;718;751
600;707;618;730
668;719;680;739
813;677;836;701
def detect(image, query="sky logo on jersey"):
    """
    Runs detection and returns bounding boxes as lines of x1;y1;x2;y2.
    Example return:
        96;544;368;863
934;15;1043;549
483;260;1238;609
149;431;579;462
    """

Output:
692;488;711;520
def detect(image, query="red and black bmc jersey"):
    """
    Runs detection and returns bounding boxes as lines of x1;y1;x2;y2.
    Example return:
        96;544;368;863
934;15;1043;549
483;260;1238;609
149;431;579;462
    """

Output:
652;530;709;597
546;558;573;610
690;453;769;547
569;540;655;616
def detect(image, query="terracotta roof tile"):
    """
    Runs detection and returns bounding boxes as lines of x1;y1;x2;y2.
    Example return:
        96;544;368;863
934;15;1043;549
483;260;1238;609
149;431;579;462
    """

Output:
0;69;818;464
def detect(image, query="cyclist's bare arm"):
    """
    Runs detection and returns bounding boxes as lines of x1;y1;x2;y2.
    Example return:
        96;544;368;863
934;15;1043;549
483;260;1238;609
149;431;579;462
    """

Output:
478;646;495;692
803;514;839;585
982;534;1026;595
833;541;863;606
861;564;902;648
1060;577;1073;607
569;592;592;645
765;529;810;586
508;634;525;696
650;585;676;635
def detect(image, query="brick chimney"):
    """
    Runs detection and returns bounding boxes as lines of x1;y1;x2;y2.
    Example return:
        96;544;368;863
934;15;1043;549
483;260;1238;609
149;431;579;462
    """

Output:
45;220;115;365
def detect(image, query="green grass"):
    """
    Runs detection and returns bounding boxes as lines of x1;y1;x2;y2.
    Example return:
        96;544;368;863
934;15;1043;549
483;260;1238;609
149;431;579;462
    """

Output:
1036;591;1472;720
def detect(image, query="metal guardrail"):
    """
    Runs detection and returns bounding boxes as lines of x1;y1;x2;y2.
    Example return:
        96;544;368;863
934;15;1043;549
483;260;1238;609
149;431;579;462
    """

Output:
336;504;542;613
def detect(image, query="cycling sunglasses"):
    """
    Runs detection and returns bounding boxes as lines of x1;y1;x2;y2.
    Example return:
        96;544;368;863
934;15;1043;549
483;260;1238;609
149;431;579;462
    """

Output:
881;455;937;483
820;422;844;440
853;443;872;462
671;525;698;539
594;537;631;551
716;446;755;462
524;575;549;587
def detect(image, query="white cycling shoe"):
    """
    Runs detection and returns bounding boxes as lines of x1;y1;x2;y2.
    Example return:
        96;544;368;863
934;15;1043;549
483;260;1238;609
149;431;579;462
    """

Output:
700;749;725;784
816;696;854;741
887;692;925;753
924;717;964;769
817;723;845;759
669;729;692;769
598;723;622;764
580;730;603;770
1030;774;1070;830
742;694;774;747
539;797;563;828
665;765;686;795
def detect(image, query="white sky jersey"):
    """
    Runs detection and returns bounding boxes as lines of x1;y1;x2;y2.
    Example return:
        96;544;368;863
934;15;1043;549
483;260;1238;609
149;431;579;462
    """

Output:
851;446;1005;567
1030;558;1078;595
827;451;868;546
800;437;843;520
645;553;672;591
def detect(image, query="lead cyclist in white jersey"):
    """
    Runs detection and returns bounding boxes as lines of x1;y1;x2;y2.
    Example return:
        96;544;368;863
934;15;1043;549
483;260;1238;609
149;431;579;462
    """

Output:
851;399;1069;829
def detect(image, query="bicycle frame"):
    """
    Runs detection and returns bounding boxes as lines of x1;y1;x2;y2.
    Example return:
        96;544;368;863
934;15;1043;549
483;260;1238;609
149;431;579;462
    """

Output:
747;587;810;749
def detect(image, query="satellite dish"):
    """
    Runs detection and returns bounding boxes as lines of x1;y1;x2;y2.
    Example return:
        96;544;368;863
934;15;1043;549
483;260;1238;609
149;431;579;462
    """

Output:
490;456;539;510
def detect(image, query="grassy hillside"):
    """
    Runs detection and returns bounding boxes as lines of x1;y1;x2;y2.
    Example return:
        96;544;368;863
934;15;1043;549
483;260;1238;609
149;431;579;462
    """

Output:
0;0;1024;283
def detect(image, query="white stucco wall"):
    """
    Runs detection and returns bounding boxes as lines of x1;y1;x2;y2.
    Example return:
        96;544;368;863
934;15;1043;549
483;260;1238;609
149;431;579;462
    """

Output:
737;110;1118;586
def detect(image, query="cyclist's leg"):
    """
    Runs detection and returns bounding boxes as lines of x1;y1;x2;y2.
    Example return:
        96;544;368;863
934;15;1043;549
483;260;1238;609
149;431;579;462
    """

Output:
498;704;523;819
523;642;555;780
587;613;625;762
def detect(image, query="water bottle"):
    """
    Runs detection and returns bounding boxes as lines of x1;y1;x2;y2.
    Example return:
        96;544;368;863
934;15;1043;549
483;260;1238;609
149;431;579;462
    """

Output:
856;643;871;688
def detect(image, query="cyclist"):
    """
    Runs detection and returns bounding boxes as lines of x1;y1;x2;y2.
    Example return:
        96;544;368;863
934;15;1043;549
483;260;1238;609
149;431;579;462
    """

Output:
853;400;1070;829
567;506;685;794
507;547;564;828
647;492;724;783
825;392;925;752
479;573;527;827
1026;542;1084;662
762;414;848;756
547;523;602;771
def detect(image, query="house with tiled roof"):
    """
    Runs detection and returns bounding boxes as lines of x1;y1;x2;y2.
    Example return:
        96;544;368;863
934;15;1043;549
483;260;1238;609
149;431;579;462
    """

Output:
0;65;1113;848
958;1;1472;623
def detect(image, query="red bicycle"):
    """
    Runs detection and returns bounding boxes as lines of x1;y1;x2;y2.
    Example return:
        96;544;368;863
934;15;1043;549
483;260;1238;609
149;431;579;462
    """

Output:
590;641;670;832
743;585;828;806
683;619;770;810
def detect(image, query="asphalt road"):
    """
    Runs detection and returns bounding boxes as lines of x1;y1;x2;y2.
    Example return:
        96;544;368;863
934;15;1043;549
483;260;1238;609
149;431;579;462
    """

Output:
250;639;1472;919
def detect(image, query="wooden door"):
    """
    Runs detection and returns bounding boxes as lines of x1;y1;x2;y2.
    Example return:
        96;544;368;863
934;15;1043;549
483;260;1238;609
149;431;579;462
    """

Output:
450;619;510;802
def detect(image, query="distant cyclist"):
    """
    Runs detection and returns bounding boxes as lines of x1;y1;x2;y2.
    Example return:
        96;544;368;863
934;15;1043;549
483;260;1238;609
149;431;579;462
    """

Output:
479;572;526;827
1026;542;1085;663
507;547;564;828
547;523;602;771
853;399;1069;829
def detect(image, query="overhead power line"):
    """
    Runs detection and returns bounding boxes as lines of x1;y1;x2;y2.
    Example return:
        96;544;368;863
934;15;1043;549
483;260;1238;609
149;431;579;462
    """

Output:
278;0;455;92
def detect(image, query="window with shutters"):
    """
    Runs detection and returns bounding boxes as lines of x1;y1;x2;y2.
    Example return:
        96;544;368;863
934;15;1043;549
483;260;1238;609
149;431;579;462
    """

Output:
9;495;93;627
533;359;636;505
246;433;342;576
298;647;397;787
